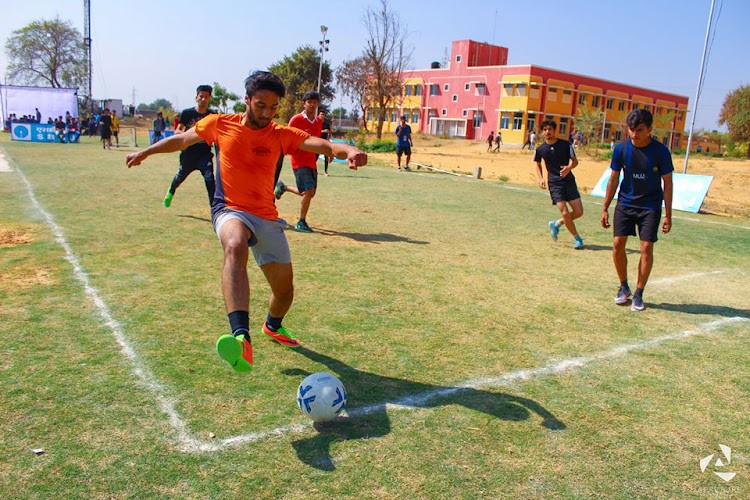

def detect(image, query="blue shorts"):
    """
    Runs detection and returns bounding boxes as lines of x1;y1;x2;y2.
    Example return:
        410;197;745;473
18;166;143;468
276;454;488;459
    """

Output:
212;208;291;266
293;167;317;193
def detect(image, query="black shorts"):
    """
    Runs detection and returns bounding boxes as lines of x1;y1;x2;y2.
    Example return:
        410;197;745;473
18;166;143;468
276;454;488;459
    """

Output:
548;182;580;204
293;166;318;193
614;204;660;242
396;145;411;157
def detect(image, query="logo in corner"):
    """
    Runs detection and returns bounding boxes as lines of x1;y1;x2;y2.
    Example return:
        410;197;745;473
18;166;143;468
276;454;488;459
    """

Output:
700;444;736;482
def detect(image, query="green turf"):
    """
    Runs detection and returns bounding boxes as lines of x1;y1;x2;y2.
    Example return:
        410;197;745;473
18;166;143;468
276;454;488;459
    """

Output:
1;133;748;497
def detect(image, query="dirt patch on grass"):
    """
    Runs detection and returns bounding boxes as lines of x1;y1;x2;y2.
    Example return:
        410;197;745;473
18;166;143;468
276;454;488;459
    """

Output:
0;227;33;247
0;267;55;290
370;135;750;218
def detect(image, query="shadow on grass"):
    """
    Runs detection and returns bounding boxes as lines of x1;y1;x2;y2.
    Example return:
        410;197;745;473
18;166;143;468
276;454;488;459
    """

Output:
176;214;211;223
577;243;638;254
313;228;429;245
649;302;750;318
283;347;565;471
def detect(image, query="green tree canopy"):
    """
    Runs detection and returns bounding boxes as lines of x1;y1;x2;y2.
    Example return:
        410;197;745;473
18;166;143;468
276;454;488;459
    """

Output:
268;46;334;123
719;84;750;143
4;17;85;89
210;82;241;113
137;98;174;114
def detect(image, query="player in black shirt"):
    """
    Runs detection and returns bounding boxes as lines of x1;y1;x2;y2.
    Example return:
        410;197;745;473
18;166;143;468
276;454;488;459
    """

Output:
163;85;216;208
533;119;584;249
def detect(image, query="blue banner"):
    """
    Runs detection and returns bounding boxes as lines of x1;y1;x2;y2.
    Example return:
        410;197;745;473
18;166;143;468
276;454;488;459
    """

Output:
10;122;79;143
590;168;713;214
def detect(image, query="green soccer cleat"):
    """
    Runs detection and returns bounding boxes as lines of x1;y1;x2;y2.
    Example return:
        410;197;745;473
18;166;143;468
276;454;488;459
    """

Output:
164;191;173;208
216;334;254;372
262;322;300;348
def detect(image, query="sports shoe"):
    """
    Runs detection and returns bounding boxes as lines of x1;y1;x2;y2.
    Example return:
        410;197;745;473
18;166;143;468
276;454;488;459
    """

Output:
404;165;412;172
614;285;632;305
631;294;645;311
573;236;584;249
274;181;286;200
216;334;253;372
295;219;313;233
549;221;559;241
164;191;173;208
262;322;300;348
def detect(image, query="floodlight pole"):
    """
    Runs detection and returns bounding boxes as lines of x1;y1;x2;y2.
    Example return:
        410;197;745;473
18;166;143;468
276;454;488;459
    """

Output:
683;0;717;174
317;26;329;95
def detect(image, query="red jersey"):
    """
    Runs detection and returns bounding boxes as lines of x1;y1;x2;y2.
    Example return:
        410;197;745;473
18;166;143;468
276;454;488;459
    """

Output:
288;112;322;169
195;114;308;220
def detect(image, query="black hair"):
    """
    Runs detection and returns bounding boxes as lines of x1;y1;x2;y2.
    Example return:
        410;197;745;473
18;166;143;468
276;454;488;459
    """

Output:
540;119;557;130
244;71;286;98
626;108;653;129
302;91;320;102
196;84;213;95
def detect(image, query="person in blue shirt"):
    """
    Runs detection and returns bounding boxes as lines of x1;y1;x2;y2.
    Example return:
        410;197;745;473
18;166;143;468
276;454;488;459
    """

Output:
395;115;412;171
601;109;673;311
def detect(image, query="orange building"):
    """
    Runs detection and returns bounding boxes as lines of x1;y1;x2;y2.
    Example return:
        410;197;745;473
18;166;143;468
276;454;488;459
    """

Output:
367;40;689;148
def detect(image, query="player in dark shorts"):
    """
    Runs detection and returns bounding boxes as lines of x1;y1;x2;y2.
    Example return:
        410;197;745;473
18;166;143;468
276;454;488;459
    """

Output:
601;108;673;311
163;85;216;208
99;109;112;149
533;119;584;249
395;115;412;171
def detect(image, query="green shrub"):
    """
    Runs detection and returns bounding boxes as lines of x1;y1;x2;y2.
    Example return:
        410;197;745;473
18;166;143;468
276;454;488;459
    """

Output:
362;139;397;153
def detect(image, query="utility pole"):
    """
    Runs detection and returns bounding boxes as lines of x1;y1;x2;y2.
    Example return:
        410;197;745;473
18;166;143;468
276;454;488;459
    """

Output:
83;0;92;117
317;26;329;95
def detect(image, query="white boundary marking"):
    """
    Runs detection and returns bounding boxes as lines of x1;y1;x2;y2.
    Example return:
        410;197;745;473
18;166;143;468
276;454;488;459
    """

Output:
0;149;14;172
9;152;750;454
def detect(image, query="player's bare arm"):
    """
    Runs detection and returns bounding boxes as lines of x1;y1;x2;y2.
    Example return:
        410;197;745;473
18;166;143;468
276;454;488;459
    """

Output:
534;161;546;189
126;128;203;168
661;173;673;234
600;171;620;228
299;136;367;169
560;156;578;177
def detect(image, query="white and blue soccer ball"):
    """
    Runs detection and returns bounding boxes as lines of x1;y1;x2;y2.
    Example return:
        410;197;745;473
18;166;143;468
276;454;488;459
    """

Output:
296;372;347;422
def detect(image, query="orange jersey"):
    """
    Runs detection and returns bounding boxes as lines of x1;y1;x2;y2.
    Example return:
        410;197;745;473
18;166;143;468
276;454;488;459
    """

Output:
288;112;322;169
195;114;308;220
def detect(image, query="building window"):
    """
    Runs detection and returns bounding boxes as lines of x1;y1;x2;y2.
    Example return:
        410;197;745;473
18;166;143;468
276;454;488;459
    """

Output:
678;111;684;120
527;116;536;133
513;112;523;130
579;94;587;105
592;96;600;107
415;86;422;96
444;83;450;91
411;111;419;123
367;110;372;121
530;88;540;99
503;84;513;96
430;84;439;96
606;99;614;110
547;91;557;102
391;111;398;122
462;109;468;117
559;117;568;135
516;84;527;97
405;86;412;96
562;90;572;104
464;83;470;91
603;127;610;139
441;108;447;116
618;101;626;111
452;94;458;102
456;55;462;62
633;103;639;110
614;129;622;141
475;83;487;96
472;111;483;128
500;113;510;129
644;105;651;112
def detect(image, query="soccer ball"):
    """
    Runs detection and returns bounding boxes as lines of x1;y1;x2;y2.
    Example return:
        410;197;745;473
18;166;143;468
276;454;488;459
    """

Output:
296;372;347;422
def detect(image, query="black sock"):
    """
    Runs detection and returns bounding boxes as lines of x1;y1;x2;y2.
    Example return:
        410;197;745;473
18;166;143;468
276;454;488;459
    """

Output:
621;280;630;290
634;287;644;298
228;310;249;339
266;313;283;332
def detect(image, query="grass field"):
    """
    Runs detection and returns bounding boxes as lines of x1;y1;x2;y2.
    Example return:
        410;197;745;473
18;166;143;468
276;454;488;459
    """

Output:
1;133;749;498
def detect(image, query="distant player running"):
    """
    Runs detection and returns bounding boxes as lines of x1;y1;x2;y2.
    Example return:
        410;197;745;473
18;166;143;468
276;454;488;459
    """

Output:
163;85;216;208
126;71;368;372
533;119;584;249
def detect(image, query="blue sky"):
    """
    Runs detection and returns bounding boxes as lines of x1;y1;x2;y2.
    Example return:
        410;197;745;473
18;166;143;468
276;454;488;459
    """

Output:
1;0;747;130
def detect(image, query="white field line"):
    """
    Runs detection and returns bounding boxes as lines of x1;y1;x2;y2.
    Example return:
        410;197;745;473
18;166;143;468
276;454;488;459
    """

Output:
11;154;750;454
649;269;730;286
0;149;14;172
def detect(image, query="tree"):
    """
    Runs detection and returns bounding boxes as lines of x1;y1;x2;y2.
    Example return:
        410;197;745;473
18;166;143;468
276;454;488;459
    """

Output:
210;82;241;113
269;46;334;123
362;0;412;138
336;55;371;131
331;107;348;119
4;17;85;89
719;84;750;145
573;103;604;156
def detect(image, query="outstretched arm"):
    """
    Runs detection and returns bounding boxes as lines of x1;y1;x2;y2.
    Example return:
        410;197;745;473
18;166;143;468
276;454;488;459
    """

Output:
126;128;203;168
299;136;367;169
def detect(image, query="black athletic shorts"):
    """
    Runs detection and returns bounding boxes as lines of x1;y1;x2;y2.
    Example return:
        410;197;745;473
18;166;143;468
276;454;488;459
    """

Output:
396;145;411;157
614;204;660;242
548;182;580;204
